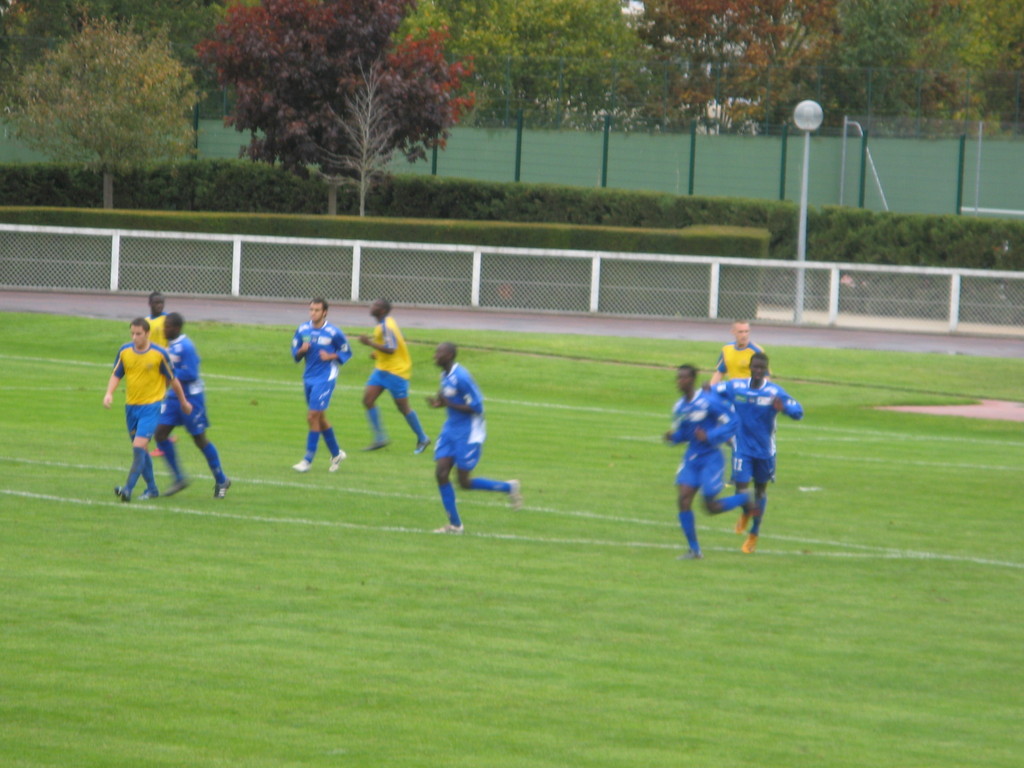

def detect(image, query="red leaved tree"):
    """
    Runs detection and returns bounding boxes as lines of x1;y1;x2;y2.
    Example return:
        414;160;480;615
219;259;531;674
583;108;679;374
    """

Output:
196;0;473;210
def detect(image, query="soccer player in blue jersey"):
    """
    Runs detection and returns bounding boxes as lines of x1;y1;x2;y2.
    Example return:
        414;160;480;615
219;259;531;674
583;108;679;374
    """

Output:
291;298;352;472
357;299;431;454
427;342;521;533
153;313;231;499
103;317;191;502
713;352;803;553
664;364;757;559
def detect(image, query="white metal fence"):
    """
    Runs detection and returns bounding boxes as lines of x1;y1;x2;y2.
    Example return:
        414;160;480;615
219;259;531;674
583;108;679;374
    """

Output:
1;223;1022;336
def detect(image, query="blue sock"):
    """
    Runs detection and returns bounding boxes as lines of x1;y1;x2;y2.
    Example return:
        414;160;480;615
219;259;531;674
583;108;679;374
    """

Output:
716;492;751;512
678;510;700;552
125;446;147;493
469;477;511;493
366;407;386;442
304;431;319;462
202;442;227;484
158;439;184;481
751;496;767;535
321;427;341;457
439;482;461;527
142;452;157;493
404;410;428;442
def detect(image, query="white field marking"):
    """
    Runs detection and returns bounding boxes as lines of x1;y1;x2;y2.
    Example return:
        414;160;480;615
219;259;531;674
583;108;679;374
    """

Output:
618;435;1023;471
10;353;1023;434
0;455;665;527
3;488;1022;569
786;451;1021;472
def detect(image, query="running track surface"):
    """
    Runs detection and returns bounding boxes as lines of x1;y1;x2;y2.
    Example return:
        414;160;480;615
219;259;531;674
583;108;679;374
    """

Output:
2;289;1022;358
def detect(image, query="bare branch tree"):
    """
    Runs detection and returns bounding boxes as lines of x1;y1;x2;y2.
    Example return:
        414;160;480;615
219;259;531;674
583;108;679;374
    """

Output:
319;61;397;217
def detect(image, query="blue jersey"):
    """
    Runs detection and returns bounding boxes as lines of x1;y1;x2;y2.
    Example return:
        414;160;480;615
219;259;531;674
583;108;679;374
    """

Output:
439;363;486;444
667;388;737;461
292;321;352;382
714;378;803;459
165;333;204;401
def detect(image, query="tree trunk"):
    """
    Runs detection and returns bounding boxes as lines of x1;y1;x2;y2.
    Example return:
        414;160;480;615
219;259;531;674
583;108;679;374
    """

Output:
327;181;338;216
103;171;114;209
359;176;367;217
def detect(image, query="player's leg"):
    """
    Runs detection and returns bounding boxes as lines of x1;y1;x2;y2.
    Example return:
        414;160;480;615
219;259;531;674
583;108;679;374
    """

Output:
731;454;754;533
135;405;160;498
362;380;389;449
155;401;188;493
702;451;754;515
433;443;462;532
676;483;702;559
384;373;429;453
742;463;773;554
674;459;702;558
184;397;229;494
455;444;521;509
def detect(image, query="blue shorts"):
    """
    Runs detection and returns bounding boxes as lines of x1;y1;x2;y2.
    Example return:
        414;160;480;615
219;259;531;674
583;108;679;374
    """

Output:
159;394;209;435
125;403;161;440
732;454;775;485
304;379;337;411
434;432;482;471
675;449;726;498
367;369;410;399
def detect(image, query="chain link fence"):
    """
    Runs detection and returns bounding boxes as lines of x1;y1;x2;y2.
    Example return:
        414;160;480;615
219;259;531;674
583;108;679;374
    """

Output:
2;223;1022;336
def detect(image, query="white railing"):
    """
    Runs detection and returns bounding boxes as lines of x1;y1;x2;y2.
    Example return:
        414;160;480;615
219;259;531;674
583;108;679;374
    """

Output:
1;223;1022;336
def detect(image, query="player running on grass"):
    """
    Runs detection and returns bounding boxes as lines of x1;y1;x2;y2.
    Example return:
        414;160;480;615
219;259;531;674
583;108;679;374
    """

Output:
103;317;191;502
153;313;231;499
713;352;803;553
357;299;431;454
291;298;353;473
664;364;757;560
427;342;521;534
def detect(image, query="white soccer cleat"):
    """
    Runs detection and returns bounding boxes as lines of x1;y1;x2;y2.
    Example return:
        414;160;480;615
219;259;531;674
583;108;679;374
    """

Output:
329;450;347;472
433;524;464;534
292;459;312;473
507;479;522;511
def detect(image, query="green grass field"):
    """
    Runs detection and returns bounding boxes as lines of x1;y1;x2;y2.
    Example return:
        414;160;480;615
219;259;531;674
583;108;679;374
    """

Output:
1;311;1022;768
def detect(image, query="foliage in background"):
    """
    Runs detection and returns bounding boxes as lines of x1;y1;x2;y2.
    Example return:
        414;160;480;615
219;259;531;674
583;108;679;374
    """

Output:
404;0;642;128
196;0;474;191
4;18;196;208
2;163;1024;270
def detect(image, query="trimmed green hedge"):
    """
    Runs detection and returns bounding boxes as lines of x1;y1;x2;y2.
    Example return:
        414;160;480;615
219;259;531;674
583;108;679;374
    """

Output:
0;160;1021;270
0;206;769;260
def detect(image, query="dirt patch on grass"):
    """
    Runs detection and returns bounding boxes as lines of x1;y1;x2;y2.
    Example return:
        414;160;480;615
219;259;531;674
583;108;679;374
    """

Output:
877;400;1024;422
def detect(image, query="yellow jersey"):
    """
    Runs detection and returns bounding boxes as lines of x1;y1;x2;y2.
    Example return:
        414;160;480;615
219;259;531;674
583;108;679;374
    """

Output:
147;314;167;348
112;343;174;405
715;342;766;381
372;316;413;380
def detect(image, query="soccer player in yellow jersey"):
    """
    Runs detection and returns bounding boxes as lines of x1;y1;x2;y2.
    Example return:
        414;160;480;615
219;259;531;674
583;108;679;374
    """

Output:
709;321;766;385
357;299;431;454
103;317;191;502
146;291;168;348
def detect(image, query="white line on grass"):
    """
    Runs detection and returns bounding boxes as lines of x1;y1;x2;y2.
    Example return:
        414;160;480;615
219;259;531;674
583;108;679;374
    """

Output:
2;486;1022;570
8;354;1024;439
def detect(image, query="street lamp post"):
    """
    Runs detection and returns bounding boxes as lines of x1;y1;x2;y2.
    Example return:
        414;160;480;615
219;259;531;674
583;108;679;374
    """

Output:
793;99;823;323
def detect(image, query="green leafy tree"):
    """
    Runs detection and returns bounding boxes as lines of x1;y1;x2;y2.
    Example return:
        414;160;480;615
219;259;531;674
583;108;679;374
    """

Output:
637;0;839;130
405;0;643;128
197;0;473;211
7;18;197;208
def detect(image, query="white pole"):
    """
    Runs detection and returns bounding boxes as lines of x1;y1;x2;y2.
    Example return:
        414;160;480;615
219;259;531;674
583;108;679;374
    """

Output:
974;120;983;214
795;128;811;323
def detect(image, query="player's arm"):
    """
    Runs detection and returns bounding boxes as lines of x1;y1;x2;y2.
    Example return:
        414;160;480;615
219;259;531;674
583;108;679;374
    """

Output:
159;357;193;414
703;397;738;445
708;352;727;385
292;328;310;362
773;388;804;420
102;373;122;409
103;357;125;408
